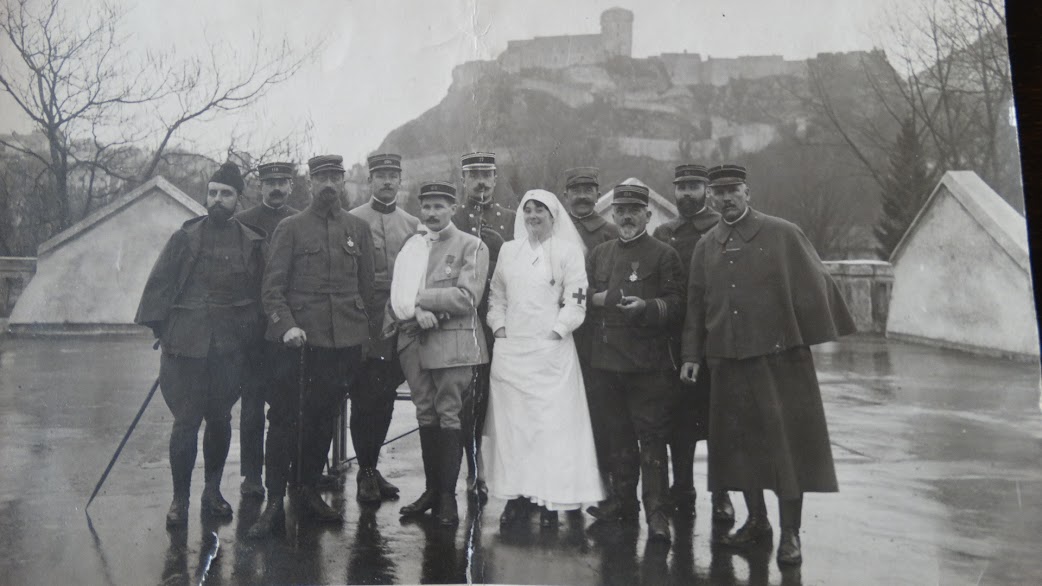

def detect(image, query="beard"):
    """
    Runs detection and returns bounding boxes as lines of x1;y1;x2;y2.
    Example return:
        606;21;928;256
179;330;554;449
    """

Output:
677;197;704;218
208;202;234;223
314;187;340;209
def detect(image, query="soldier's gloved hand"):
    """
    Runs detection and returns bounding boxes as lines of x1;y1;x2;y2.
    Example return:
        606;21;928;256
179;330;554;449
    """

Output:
680;362;701;384
617;296;646;321
416;308;440;330
479;226;505;255
283;327;307;348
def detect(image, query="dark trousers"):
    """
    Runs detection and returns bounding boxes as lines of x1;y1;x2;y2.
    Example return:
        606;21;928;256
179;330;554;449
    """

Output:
349;355;405;469
667;365;711;490
589;369;674;517
159;349;245;499
239;341;290;480
264;345;362;497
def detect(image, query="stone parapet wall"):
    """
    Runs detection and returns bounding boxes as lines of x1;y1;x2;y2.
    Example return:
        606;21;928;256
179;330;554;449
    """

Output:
824;260;893;334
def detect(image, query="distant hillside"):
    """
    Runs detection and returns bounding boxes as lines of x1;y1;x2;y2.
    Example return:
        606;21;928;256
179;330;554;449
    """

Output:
378;51;899;258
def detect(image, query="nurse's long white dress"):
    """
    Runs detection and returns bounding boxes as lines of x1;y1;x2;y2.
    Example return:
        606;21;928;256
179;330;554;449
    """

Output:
481;235;605;510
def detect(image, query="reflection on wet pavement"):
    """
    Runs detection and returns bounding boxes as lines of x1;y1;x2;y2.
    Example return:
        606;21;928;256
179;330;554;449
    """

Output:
0;334;1040;585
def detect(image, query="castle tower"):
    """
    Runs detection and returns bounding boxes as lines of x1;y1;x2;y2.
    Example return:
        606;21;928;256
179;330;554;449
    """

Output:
601;7;633;58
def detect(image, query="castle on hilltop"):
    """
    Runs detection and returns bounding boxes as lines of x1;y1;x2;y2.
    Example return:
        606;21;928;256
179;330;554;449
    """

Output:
452;8;878;88
498;7;633;73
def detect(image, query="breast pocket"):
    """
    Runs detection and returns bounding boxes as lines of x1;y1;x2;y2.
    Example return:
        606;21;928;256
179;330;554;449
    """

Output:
432;262;461;286
338;237;362;275
295;243;322;273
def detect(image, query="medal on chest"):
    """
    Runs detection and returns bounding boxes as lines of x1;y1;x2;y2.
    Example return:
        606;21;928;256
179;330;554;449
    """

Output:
629;261;640;282
444;255;455;276
346;236;355;249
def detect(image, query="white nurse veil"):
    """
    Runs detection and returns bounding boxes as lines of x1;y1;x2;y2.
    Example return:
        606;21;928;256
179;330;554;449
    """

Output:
512;189;587;255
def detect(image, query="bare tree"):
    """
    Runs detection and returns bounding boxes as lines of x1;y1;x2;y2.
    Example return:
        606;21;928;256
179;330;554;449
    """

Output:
0;0;312;245
800;0;1020;208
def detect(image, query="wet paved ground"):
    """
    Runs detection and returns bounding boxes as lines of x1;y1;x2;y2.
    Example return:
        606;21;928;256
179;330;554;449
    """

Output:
0;334;1040;585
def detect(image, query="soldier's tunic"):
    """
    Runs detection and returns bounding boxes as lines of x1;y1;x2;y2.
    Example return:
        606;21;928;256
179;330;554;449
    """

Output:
571;213;620;253
683;208;855;498
585;231;684;518
451;197;514;480
652;208;720;445
570;212;619;377
348;198;419;468
395;222;490;429
135;215;266;500
232;202;298;482
261;204;379;495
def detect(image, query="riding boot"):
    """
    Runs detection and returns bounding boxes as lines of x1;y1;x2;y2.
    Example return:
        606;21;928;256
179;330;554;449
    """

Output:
668;439;697;512
437;428;463;526
167;421;197;528
640;437;671;543
400;427;440;516
200;419;233;519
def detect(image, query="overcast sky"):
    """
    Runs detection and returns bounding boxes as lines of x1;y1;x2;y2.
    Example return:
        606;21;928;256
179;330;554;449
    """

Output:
0;0;926;165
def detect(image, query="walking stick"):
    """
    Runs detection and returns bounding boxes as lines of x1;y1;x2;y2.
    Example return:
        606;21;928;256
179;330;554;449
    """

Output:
296;345;306;487
85;376;161;511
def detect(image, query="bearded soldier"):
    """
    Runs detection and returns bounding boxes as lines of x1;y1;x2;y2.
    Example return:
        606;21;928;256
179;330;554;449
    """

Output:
652;164;734;522
136;161;266;528
247;155;379;537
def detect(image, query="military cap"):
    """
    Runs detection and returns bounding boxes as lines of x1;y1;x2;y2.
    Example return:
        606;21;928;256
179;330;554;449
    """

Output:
418;180;457;202
258;161;295;181
308;154;346;175
673;164;709;184
461;152;496;171
564;166;600;189
209;161;244;193
708;164;748;187
368;153;402;173
612;183;650;206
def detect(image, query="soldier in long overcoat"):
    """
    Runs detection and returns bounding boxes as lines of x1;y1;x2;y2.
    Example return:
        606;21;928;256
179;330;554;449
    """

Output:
681;164;856;566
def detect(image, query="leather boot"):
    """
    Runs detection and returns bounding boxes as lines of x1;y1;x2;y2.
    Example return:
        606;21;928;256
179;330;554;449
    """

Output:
400;427;440;516
240;476;265;499
777;495;803;565
716;491;772;548
640;437;671;544
165;496;189;529
356;467;382;503
297;485;342;522
712;491;736;524
374;469;400;499
246;498;285;539
436;428;463;526
669;439;696;513
201;477;233;520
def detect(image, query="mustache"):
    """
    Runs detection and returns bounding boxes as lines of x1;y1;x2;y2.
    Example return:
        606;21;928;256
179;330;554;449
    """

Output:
268;189;285;198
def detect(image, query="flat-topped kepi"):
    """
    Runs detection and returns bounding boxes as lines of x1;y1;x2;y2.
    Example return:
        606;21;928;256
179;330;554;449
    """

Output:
368;153;402;173
308;154;346;175
612;183;650;206
564;166;600;189
418;180;457;202
708;164;747;187
673;164;709;184
461;152;496;171
258;161;295;181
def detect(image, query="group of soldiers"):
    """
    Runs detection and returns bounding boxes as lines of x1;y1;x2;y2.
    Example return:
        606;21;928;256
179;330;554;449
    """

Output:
136;149;854;567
